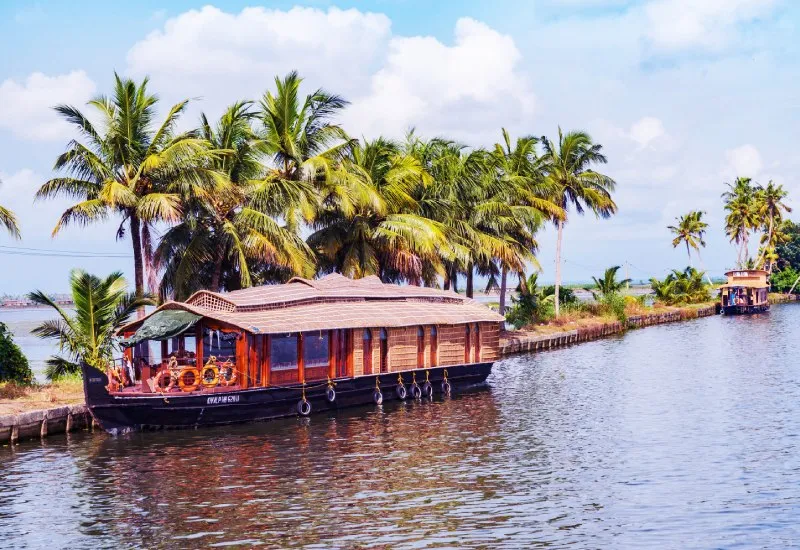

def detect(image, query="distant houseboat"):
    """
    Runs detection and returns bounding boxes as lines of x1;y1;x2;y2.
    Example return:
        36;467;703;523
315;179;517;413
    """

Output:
719;269;770;314
82;274;504;433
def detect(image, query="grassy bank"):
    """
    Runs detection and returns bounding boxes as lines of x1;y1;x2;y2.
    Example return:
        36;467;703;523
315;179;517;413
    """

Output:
0;374;84;416
511;301;717;336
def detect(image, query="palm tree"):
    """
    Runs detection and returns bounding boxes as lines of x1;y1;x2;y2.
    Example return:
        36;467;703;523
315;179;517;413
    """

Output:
491;129;564;314
588;266;631;299
0;178;20;238
36;73;222;299
650;267;711;305
722;177;759;268
28;270;153;380
754;181;791;272
156;102;313;299
257;71;356;231
668;211;708;267
308;137;446;283
541;128;617;317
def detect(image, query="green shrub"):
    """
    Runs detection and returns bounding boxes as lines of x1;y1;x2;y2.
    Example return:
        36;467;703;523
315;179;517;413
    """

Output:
771;267;800;293
0;322;34;385
600;292;627;322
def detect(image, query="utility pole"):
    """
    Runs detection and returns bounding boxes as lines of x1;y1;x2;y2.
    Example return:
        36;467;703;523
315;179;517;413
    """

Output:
625;261;630;291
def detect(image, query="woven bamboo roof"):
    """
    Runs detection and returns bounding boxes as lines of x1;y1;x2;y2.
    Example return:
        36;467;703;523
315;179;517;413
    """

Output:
119;274;503;336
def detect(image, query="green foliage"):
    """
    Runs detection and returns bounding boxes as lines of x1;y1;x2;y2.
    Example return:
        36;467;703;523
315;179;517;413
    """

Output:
0;322;34;385
770;266;800;293
775;221;800;271
506;273;554;329
650;267;712;305
587;266;631;299
600;292;627;322
28;270;154;380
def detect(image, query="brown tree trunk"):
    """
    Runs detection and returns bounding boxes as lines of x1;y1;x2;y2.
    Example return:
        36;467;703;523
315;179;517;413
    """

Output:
466;262;474;298
554;219;563;318
499;265;508;316
129;215;145;318
210;247;225;292
451;265;459;293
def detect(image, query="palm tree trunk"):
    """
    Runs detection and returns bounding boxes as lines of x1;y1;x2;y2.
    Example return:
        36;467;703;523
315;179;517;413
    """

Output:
686;241;692;268
451;265;459;293
466;262;474;298
141;222;157;294
756;216;773;269
555;220;563;318
499;265;508;316
210;247;225;292
129;215;145;318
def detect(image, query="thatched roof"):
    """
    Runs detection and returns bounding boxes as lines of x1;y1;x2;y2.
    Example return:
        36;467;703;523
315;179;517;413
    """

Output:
118;274;503;336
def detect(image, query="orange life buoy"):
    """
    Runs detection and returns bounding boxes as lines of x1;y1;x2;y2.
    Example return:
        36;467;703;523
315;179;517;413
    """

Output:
154;369;175;393
218;361;237;386
178;368;201;392
201;365;219;388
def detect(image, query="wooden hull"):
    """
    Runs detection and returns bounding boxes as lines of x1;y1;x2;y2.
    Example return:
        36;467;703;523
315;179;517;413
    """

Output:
721;304;769;315
81;362;493;434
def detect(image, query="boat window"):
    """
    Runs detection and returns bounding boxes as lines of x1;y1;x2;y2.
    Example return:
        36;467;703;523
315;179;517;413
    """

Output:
417;326;425;367
465;324;472;363
380;328;388;340
203;328;237;363
303;331;329;368
270;333;298;371
430;326;438;367
363;329;372;340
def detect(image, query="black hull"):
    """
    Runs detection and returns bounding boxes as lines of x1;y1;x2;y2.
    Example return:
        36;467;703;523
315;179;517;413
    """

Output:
81;363;493;434
721;304;769;315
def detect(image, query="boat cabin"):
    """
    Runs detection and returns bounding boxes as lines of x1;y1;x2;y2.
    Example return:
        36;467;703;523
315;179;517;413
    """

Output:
112;274;504;395
719;269;769;314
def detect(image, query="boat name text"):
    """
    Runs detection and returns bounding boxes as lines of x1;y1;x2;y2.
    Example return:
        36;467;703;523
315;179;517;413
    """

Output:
207;395;240;405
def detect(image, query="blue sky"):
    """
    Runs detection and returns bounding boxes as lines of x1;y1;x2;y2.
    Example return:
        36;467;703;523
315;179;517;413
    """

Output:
1;0;798;293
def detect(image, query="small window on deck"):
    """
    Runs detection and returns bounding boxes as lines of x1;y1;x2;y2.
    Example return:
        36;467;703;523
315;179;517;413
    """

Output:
271;333;299;371
203;328;237;363
379;328;388;373
303;331;329;368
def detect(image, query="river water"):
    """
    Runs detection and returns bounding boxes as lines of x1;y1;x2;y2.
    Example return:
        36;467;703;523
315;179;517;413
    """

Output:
1;306;799;548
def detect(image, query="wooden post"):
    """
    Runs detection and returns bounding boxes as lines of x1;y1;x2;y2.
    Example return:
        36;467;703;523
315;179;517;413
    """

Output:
249;334;260;386
195;323;203;369
328;329;336;380
297;333;305;383
236;333;249;389
262;335;270;387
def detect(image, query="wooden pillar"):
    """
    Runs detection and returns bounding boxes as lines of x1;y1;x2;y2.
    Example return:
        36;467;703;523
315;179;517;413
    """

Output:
328;329;336;380
249;334;260;386
262;335;270;387
297;333;305;383
195;323;204;368
236;332;249;389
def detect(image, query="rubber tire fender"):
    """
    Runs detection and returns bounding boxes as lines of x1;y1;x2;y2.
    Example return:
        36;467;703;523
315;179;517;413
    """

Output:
441;381;452;395
422;381;433;398
325;386;336;403
373;390;383;405
297;399;312;416
410;384;422;400
395;384;408;400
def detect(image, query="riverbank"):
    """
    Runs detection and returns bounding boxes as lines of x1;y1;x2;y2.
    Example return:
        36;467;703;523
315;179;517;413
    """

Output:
2;295;797;445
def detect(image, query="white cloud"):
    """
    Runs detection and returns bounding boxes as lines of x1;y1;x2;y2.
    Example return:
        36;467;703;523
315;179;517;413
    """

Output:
643;0;777;51
0;71;96;141
628;116;665;149
126;8;534;144
344;18;535;141
126;5;392;115
725;144;763;177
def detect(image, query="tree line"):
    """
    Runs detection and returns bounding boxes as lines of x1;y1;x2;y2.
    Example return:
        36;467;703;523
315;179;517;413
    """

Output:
4;71;618;316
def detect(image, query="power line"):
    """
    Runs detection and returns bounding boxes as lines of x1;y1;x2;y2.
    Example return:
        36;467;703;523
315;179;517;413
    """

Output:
0;244;129;258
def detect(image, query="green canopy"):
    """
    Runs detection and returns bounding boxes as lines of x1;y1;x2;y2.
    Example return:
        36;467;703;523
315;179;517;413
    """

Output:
120;310;202;347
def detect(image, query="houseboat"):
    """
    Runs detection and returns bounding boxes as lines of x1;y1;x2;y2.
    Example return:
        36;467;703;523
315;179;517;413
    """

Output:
82;273;504;433
719;269;770;314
